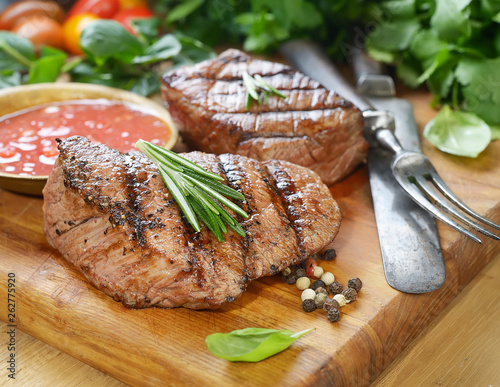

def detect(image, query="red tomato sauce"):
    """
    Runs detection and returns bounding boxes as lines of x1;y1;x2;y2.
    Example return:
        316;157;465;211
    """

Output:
0;99;171;176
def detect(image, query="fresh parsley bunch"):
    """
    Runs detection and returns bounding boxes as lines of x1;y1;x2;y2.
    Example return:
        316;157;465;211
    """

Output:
365;0;500;157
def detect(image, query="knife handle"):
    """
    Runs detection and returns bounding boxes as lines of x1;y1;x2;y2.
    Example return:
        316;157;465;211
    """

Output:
280;40;374;112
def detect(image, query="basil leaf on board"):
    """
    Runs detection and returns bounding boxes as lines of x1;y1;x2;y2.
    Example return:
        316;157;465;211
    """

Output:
205;327;314;362
424;105;491;158
132;34;182;65
28;46;67;84
80;20;145;65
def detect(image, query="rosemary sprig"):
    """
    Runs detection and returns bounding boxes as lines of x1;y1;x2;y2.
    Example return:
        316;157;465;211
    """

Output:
242;71;287;110
136;140;248;242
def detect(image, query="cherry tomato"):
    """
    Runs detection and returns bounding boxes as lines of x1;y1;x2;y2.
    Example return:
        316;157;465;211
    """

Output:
11;14;64;49
67;0;120;19
113;7;153;35
62;13;99;55
0;0;65;30
118;0;149;10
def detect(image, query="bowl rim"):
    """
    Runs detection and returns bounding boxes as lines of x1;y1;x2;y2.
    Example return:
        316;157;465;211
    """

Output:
0;83;179;190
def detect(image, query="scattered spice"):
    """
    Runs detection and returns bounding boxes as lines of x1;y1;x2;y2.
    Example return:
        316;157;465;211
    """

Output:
296;276;311;290
286;275;296;285
342;287;358;303
321;249;337;261
315;287;328;296
323;298;340;312
313;266;324;278
327;308;340;322
281;267;292;277
328;281;344;295
320;272;335;285
302;298;316;313
314;292;328;309
301;288;316;301
333;294;347;307
294;268;307;279
348;277;363;292
311;279;326;291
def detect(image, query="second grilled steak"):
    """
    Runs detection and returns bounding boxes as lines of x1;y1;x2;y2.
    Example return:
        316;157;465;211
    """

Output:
43;136;342;309
161;49;368;186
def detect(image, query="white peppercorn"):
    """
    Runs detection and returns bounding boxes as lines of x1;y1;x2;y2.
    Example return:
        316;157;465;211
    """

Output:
320;271;335;285
296;276;311;290
314;292;328;309
301;288;316;301
315;287;328;296
333;294;347;307
313;266;324;278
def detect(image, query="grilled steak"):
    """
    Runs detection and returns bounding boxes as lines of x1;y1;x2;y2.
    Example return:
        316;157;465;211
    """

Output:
43;136;341;309
161;49;368;186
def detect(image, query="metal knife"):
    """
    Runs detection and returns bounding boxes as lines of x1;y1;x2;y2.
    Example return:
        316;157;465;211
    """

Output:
281;40;446;293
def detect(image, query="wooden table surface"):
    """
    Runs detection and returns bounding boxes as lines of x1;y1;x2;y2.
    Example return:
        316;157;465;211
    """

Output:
1;251;499;386
1;86;499;386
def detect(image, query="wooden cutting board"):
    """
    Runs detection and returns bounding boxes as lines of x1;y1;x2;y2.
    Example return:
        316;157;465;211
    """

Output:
0;89;499;386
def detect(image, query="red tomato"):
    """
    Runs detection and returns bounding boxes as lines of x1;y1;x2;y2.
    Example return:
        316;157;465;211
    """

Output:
113;7;153;35
0;0;65;30
67;0;120;19
118;0;149;10
12;14;64;49
62;13;99;55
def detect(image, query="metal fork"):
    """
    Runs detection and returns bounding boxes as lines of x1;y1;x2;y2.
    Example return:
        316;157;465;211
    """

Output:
363;110;500;244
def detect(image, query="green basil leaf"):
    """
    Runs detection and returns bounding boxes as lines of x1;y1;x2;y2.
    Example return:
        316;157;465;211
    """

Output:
132;34;182;65
171;33;216;66
28;46;67;84
166;0;204;24
0;31;35;71
80;20;145;65
205;327;314;362
0;71;22;89
129;72;161;96
130;17;160;42
424;105;491;157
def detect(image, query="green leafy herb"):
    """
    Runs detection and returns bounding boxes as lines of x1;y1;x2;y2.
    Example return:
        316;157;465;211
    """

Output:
135;140;248;242
242;71;286;109
424;105;491;157
205;327;314;362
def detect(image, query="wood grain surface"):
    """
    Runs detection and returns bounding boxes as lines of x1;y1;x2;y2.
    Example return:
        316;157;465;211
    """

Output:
0;89;499;386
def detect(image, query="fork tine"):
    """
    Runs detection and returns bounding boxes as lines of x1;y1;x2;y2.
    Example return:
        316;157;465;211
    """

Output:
430;172;500;231
414;176;500;241
395;176;483;243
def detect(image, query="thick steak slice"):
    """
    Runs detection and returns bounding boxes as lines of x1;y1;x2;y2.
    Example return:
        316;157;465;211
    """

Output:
43;136;341;309
161;49;368;186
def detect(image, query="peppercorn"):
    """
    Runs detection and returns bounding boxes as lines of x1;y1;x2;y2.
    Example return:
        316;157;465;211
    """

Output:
302;298;316;312
327;307;340;322
348;277;363;292
323;298;340;312
342;287;358;303
281;267;292;277
286;275;296;285
295;268;307;279
329;281;344;295
333;294;347;307
313;266;324;278
311;279;326;291
296;276;311;290
315;287;328;296
301;288;316;301
321;249;337;261
314;292;328;309
320;272;335;285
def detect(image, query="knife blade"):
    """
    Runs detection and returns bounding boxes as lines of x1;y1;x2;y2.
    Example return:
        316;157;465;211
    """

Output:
280;40;446;293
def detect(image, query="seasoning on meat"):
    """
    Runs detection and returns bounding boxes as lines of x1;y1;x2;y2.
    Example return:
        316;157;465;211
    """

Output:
42;136;342;310
161;49;368;186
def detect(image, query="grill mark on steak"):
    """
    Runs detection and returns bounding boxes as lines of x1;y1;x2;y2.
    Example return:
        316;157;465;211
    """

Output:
161;48;368;186
43;136;341;309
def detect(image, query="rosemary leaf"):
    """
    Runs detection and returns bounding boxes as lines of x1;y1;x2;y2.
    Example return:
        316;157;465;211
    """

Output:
242;71;287;109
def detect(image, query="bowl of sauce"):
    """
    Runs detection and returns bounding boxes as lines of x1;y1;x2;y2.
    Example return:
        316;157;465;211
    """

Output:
0;83;178;195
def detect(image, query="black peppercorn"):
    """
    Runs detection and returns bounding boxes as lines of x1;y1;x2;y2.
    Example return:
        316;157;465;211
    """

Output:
327;307;340;322
295;268;307;279
342;287;358;302
329;281;344;295
348;277;362;292
286;275;296;285
323;298;340;312
321;249;337;261
302;298;316;313
311;279;326;290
